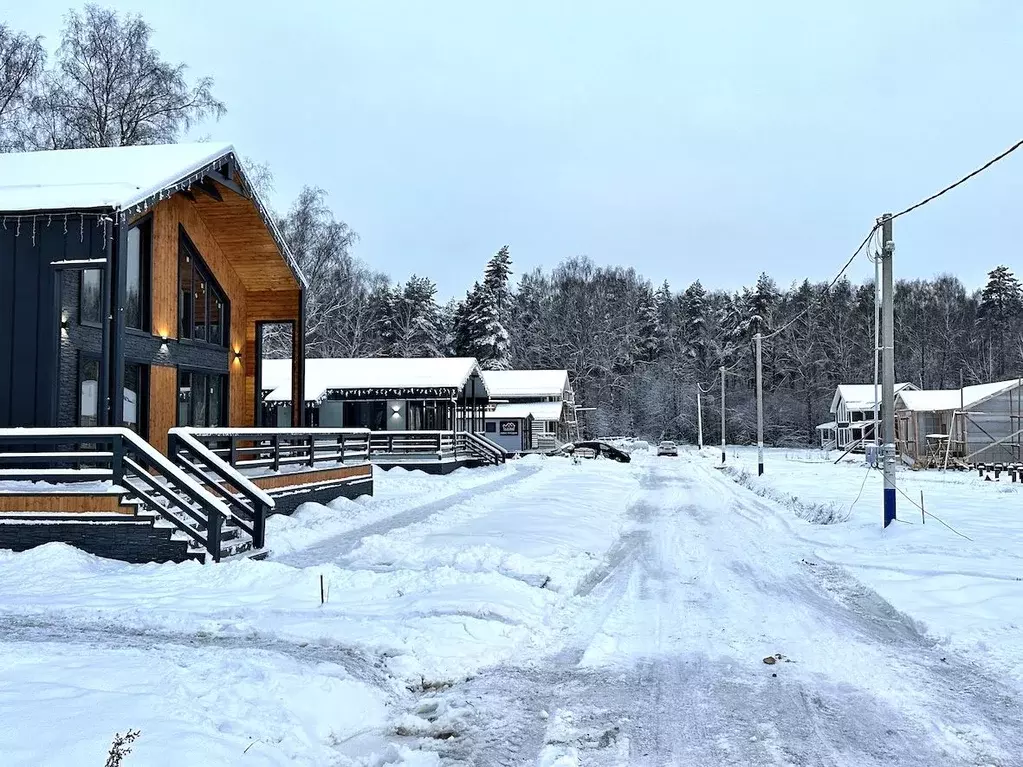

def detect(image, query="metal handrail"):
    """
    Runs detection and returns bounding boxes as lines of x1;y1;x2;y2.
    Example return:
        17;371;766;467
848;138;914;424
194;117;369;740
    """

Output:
0;427;235;561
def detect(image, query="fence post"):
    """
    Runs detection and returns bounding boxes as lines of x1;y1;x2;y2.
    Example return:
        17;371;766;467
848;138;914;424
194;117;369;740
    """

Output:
111;433;125;484
207;509;223;563
272;435;280;473
254;501;268;549
308;434;316;468
229;437;238;467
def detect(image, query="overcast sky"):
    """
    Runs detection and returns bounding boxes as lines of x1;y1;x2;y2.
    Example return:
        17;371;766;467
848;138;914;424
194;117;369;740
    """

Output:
9;1;1023;299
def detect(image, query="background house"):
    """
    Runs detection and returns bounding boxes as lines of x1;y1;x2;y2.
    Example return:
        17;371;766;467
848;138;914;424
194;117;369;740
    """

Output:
261;357;490;433
482;369;579;451
816;383;917;450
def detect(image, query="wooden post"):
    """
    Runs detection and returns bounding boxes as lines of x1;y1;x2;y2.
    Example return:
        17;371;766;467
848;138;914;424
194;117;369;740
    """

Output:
920;490;925;525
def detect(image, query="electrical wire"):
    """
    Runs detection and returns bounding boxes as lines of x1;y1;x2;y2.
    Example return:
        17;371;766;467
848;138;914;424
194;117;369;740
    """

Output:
869;467;975;541
848;464;873;513
759;222;881;342
892;138;1023;221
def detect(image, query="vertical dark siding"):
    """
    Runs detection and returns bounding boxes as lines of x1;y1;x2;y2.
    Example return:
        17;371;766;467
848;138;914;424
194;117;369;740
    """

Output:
0;214;101;428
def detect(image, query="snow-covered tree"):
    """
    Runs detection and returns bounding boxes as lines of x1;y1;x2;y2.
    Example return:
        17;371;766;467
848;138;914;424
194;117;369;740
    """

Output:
634;283;662;363
978;265;1022;376
386;275;443;357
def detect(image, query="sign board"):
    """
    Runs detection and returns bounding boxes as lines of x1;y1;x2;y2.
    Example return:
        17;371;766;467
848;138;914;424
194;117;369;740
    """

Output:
499;420;519;435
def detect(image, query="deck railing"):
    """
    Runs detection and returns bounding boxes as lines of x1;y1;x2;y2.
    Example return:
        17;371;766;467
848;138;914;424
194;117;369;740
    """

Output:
0;427;247;561
174;427;372;474
369;430;456;458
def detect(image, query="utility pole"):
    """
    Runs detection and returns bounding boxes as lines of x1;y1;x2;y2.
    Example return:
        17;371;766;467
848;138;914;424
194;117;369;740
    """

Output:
755;332;764;476
696;387;704;450
720;366;726;464
881;213;896;527
872;251;881;451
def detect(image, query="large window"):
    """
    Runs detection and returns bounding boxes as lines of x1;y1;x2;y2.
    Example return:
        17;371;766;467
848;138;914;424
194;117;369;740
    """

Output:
178;370;226;427
341;401;387;431
78;357;100;426
407;401;450;431
77;357;148;434
80;270;102;325
179;233;227;346
79;219;150;329
123;362;149;436
125;219;151;331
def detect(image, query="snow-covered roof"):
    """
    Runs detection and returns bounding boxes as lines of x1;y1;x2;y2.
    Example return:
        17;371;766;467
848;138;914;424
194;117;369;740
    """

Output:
0;142;305;287
898;379;1022;412
831;383;916;413
262;357;487;403
0;142;235;212
815;421;837;430
482;370;570;398
487;402;564;421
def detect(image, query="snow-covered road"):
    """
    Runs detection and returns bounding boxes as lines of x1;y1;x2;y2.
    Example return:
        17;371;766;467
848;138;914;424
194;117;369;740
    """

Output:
432;459;1023;765
1;451;1020;765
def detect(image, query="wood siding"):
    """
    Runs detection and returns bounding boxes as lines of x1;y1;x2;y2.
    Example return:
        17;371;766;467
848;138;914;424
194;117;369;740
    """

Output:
144;190;303;442
251;464;371;492
149;364;178;454
0;494;135;514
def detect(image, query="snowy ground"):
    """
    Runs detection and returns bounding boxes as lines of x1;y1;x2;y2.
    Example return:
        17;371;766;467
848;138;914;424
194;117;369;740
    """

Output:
713;445;1023;683
1;449;1021;765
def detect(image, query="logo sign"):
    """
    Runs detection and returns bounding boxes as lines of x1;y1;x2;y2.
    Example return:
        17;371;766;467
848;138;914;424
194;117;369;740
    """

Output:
500;420;519;435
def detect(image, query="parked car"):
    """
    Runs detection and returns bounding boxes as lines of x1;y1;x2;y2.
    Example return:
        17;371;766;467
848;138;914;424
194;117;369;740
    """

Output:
547;440;632;463
657;440;678;457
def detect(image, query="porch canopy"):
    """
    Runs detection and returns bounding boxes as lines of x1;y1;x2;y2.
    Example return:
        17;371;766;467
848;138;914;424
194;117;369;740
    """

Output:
262;357;490;431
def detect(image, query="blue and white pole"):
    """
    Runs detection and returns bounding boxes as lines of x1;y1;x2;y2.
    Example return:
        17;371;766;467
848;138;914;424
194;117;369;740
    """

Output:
755;332;764;476
720;366;726;464
880;213;897;527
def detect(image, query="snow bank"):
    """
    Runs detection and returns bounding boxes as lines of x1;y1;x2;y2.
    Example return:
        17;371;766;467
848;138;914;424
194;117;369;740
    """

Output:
0;640;392;767
709;446;1023;680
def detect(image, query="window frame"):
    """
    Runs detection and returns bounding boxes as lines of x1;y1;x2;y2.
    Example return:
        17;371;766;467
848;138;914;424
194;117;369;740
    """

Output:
124;215;153;334
79;269;103;328
77;353;102;427
177;367;229;428
178;227;230;348
122;359;150;438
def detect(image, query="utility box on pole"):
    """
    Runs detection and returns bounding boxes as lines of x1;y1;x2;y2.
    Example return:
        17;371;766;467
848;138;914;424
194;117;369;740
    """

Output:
881;214;897;527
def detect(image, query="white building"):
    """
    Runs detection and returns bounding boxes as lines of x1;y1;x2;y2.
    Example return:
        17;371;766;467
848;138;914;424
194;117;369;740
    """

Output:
816;382;917;450
896;379;1023;466
482;369;579;452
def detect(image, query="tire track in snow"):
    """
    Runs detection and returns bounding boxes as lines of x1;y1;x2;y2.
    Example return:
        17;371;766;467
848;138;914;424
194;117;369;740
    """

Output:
424;456;1023;766
276;462;543;568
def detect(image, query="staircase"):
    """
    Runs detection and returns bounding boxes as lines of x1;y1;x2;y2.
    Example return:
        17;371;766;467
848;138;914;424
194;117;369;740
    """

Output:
457;431;508;465
0;427;272;563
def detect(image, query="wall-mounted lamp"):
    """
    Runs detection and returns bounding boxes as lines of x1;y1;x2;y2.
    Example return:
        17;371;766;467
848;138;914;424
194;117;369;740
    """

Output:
233;350;242;362
60;313;68;331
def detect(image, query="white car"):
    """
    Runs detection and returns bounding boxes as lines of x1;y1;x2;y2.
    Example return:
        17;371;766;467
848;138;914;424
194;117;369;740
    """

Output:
657;440;678;457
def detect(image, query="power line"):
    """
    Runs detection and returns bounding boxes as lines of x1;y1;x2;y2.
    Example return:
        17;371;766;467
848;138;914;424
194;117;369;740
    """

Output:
760;222;880;342
892;138;1023;220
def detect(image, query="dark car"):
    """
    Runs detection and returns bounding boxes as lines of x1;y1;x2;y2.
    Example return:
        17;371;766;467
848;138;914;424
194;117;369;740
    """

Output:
547;440;631;463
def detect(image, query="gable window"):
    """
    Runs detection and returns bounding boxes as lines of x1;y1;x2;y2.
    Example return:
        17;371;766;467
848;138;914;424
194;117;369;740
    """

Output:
179;231;228;346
